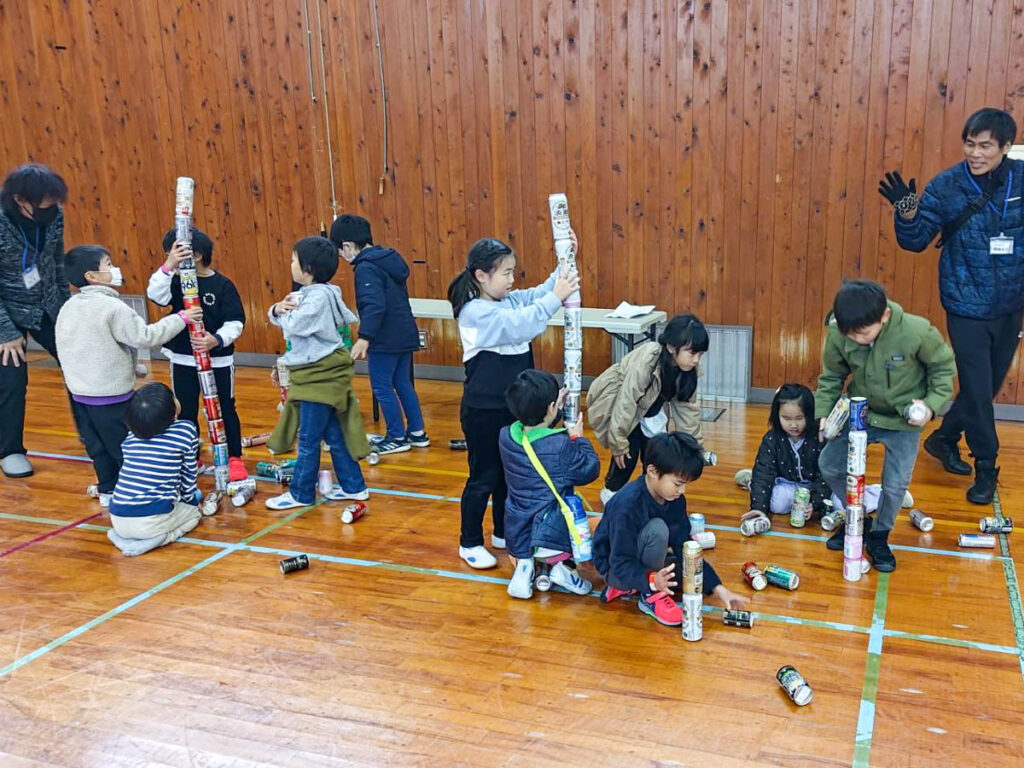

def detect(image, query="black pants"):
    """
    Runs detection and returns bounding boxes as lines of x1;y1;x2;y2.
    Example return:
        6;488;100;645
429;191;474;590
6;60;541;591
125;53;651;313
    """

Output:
170;362;243;457
458;404;512;547
603;424;649;492
937;309;1024;463
0;315;63;459
70;398;130;492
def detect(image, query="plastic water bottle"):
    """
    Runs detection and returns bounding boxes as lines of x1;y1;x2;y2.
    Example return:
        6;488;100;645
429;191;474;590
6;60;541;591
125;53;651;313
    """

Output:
565;495;592;562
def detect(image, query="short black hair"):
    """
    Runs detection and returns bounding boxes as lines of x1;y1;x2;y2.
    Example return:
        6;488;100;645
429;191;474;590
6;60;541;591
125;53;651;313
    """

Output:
505;369;560;425
833;279;888;335
329;214;374;249
769;383;816;438
644;432;705;482
64;245;110;288
293;236;339;283
161;226;214;267
0;163;68;214
124;383;176;440
962;108;1017;147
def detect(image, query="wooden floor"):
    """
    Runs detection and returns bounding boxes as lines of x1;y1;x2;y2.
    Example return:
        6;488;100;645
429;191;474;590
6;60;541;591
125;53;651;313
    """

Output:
2;357;1024;767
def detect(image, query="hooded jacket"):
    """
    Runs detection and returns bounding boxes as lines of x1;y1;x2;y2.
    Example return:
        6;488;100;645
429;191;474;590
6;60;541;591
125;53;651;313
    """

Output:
351;245;420;354
585;341;704;455
814;300;955;431
498;422;601;559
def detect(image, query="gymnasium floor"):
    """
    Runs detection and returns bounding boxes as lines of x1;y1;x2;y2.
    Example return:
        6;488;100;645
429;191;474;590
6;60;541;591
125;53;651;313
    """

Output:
1;359;1023;767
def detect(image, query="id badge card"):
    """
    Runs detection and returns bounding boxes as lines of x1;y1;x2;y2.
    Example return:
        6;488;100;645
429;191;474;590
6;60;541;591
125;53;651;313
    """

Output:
22;264;40;289
990;233;1014;255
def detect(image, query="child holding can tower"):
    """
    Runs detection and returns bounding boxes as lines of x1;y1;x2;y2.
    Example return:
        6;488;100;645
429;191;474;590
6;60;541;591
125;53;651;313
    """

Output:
498;369;601;599
147;227;248;482
815;280;955;571
592;432;748;627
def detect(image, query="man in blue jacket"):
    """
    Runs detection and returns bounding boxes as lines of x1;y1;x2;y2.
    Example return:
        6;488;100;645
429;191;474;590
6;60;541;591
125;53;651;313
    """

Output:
880;108;1024;505
330;215;428;455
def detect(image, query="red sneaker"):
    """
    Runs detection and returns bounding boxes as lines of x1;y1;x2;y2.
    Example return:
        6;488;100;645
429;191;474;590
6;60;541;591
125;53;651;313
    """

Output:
637;591;683;626
228;457;248;482
600;584;637;603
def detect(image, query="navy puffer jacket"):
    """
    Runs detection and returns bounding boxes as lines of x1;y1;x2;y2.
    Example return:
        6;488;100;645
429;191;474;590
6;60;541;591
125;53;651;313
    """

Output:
894;157;1024;320
351;245;420;354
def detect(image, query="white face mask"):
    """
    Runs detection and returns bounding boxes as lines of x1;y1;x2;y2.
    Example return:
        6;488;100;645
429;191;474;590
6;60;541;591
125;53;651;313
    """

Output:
106;266;124;287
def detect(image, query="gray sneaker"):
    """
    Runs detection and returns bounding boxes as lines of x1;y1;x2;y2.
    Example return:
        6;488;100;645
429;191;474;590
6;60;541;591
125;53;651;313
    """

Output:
1;453;33;478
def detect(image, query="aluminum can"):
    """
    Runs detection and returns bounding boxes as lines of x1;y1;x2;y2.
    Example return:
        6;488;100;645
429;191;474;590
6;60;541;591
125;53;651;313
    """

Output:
563;391;582;428
723;610;754;628
682;540;703;595
777;665;813;706
822;396;850;440
681;592;703;642
198;369;218;396
959;533;996;548
202;395;222;421
849;397;869;431
847;430;867;476
689;513;705;536
846;474;865;508
212;443;229;467
208;418;227;446
183;294;201;310
909;508;934;532
317;470;333;495
564;307;583;349
548;193;572;240
691;531;716;550
764;564;799;590
843;534;863;561
227;478;257;496
213;465;230;492
231;484;256;507
790;487;810;528
820;501;845;532
740;514;771;537
563;348;582;391
341;502;367;524
193;348;211;371
843;557;863;582
904;401;928;423
279;554;309;574
175;176;195;216
742;562;768;591
703;451;718;467
980;517;1012;534
241;432;271;448
275;358;290;388
845;503;865;537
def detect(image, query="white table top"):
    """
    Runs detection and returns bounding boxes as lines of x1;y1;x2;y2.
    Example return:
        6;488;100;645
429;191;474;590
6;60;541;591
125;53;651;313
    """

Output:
408;298;666;334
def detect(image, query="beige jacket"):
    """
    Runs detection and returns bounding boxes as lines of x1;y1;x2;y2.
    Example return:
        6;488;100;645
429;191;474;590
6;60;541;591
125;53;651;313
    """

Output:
586;341;704;455
56;285;185;397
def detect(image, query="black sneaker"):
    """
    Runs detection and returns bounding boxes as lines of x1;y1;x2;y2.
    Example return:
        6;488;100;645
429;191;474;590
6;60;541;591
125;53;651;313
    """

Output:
826;529;845;551
923;431;972;475
966;461;999;505
407;431;431;448
369;436;411;455
865;531;896;572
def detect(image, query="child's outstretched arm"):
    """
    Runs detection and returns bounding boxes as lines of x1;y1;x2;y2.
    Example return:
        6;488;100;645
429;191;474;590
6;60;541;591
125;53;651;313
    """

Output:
109;302;195;350
458;289;564;348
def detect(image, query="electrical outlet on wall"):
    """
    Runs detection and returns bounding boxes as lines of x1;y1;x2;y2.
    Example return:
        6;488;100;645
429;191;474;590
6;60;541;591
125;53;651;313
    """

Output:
418;330;428;350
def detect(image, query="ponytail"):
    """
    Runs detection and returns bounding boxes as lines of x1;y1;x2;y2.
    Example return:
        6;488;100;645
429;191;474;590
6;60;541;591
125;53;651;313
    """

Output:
447;237;515;319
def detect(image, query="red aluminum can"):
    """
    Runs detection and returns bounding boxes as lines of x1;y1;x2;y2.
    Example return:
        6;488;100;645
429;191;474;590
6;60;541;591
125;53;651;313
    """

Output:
341;502;367;524
193;348;212;371
846;474;865;508
208;418;227;445
183;294;201;310
202;395;222;421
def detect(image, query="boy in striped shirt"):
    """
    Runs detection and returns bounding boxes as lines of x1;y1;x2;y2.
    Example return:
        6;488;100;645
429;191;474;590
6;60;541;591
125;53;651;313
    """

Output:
107;383;216;556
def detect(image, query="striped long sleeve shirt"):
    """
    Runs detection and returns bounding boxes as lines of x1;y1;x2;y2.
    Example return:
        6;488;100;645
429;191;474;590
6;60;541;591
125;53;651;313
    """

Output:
109;420;200;518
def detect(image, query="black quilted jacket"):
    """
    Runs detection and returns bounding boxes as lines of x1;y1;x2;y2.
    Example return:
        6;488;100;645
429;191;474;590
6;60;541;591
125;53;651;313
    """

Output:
749;430;833;514
0;207;68;343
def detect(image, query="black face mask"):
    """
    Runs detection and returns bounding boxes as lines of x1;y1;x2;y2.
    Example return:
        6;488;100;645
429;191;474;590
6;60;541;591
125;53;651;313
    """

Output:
30;204;59;225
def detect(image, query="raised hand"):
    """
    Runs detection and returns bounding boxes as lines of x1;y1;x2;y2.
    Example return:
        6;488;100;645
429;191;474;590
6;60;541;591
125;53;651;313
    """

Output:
878;171;918;218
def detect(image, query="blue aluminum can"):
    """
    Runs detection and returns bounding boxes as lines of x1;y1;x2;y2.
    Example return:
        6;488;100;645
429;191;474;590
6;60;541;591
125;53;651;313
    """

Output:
849;397;869;431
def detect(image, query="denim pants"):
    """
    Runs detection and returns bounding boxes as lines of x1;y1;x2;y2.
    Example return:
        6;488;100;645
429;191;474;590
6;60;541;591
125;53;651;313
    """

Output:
290;401;366;504
368;351;425;440
818;423;919;532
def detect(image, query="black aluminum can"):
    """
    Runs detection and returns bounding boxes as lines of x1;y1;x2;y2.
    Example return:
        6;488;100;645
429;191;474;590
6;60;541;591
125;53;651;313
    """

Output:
279;554;309;574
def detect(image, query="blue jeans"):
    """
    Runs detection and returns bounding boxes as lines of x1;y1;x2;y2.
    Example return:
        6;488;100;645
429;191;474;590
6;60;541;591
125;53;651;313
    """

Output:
368;351;424;440
291;401;366;504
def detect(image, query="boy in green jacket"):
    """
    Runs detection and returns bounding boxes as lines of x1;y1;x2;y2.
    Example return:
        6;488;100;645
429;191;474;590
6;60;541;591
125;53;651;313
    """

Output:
815;280;955;572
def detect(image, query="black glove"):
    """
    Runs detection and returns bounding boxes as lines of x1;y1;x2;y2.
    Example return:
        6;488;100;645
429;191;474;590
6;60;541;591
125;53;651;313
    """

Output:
878;171;917;209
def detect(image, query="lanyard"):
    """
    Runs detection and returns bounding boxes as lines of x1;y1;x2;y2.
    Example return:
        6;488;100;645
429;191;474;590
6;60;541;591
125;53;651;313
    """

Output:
18;227;41;272
963;161;1013;220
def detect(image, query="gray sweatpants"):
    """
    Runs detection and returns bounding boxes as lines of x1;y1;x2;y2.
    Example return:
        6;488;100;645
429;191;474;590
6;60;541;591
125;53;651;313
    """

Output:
818;423;920;533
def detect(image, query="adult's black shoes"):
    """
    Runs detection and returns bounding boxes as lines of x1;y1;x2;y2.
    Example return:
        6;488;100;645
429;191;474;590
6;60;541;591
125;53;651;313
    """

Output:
923;432;971;475
966;460;999;505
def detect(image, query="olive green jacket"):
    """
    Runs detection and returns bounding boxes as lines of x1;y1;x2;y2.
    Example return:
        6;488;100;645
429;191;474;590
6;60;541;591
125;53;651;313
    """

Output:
814;301;955;431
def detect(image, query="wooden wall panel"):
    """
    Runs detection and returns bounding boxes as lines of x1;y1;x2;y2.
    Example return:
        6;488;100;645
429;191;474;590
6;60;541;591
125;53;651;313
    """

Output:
5;1;1024;401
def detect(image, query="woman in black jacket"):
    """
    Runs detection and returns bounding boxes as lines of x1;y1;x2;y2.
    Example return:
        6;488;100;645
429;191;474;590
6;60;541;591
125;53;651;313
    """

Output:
0;163;69;478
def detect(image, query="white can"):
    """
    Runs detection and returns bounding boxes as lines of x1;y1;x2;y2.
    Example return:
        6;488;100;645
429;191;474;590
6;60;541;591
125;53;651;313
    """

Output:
843;557;863;582
175;214;192;245
843;533;863;560
904;401;928;423
318;470;333;495
691;531;716;550
198;369;218;397
231;484;256;507
681;592;703;642
554;237;576;271
548;193;572;241
175;176;195;216
909;508;934;532
276;357;291;388
847;430;867;476
740;514;771;537
564;307;583;349
563;348;583;391
689;513;705;535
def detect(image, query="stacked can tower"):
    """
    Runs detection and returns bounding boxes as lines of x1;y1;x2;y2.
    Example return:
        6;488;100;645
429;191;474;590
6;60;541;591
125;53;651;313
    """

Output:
175;177;229;492
681;541;703;641
548;194;582;426
843;396;869;582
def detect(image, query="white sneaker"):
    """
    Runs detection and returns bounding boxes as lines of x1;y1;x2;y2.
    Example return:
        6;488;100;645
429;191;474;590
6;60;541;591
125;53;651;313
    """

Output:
734;468;753;491
459;545;497;569
491;535;506;549
550;562;592;595
507;558;534;599
902;490;914;508
599;487;615;507
266;491;307;510
325;485;370;501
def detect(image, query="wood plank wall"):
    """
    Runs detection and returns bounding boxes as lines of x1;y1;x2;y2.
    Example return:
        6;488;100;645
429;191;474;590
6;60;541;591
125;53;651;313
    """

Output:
4;1;1024;400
